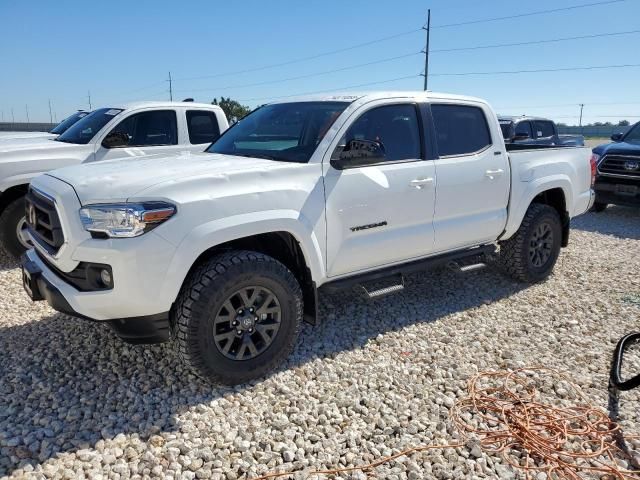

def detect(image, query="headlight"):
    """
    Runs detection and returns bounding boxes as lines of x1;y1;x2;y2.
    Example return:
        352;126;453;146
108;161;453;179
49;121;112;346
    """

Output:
79;202;176;238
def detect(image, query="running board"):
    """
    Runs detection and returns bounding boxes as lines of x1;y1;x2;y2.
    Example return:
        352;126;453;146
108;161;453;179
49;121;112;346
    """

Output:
361;276;405;299
321;245;497;294
448;261;487;273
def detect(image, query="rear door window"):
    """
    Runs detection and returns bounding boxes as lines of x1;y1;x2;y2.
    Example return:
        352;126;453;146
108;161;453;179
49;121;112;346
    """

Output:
431;104;492;156
515;121;533;139
187;110;221;145
533;121;555;139
108;110;178;147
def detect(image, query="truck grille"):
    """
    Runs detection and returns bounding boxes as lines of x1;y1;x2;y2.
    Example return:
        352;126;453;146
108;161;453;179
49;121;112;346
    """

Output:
25;187;65;254
598;155;640;178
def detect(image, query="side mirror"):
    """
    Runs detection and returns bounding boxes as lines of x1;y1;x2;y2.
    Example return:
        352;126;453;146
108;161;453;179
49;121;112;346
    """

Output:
102;131;130;148
330;139;387;170
610;332;640;391
513;133;530;142
611;133;624;142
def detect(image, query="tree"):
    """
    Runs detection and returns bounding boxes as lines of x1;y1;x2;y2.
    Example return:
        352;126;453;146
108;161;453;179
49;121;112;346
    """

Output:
212;97;251;124
618;120;631;127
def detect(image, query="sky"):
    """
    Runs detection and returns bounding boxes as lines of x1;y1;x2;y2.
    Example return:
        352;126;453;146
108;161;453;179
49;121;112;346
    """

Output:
0;0;639;125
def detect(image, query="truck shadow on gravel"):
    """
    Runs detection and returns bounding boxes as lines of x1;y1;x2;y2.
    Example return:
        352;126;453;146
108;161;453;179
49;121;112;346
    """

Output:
0;250;18;272
0;266;526;475
572;206;640;240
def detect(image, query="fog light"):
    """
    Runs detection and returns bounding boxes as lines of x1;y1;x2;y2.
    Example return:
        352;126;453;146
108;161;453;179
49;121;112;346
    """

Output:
100;269;112;287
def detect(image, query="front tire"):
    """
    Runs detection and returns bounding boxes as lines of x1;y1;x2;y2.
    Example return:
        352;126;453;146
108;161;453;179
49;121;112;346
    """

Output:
173;250;303;385
591;201;607;212
0;196;30;259
498;203;562;283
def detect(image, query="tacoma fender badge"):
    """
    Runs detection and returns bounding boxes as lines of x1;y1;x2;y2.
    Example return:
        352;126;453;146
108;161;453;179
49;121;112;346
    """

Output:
350;221;388;232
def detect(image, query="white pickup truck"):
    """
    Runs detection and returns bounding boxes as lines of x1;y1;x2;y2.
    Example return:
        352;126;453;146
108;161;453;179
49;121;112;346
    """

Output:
21;92;594;385
0;111;90;143
0;101;228;257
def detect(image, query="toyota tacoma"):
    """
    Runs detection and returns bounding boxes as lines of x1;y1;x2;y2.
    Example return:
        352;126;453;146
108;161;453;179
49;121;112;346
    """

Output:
591;121;640;211
20;92;594;385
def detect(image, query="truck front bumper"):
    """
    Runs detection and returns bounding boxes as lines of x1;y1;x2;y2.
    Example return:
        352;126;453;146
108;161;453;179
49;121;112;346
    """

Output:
21;249;171;344
594;179;640;207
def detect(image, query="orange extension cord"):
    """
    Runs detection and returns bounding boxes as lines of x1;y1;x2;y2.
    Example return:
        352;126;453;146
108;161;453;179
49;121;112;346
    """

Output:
251;368;640;480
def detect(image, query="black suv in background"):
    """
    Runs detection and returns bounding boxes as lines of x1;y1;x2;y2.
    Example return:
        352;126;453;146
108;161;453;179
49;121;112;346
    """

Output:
592;121;640;212
499;116;584;147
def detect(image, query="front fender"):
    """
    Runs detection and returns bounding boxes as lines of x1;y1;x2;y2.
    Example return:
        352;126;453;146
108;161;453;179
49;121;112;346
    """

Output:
157;210;326;305
0;172;43;194
501;175;573;240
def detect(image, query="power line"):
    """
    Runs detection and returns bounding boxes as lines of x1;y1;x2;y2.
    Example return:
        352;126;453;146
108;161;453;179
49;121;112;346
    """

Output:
430;63;640;77
98;0;631;95
496;101;640;109
174;29;422;82
238;74;420;103
431;0;627;29
431;29;640;53
174;52;421;95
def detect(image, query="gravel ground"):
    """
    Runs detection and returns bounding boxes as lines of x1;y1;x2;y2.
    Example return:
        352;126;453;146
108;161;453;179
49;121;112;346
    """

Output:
1;206;639;479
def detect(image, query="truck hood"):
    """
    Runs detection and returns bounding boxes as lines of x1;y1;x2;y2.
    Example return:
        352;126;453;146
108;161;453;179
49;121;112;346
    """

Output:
0;132;56;142
46;151;290;205
593;141;640;157
0;137;72;156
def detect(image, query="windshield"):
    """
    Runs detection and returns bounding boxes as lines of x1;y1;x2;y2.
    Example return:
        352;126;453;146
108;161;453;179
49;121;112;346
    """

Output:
207;101;350;163
623;122;640;144
56;108;123;144
50;111;90;134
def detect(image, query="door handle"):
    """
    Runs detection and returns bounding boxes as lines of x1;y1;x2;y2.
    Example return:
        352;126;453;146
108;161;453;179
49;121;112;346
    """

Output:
485;169;504;180
409;177;434;189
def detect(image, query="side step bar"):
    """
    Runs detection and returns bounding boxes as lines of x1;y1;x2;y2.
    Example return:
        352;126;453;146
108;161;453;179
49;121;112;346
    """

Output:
321;245;496;296
361;276;405;299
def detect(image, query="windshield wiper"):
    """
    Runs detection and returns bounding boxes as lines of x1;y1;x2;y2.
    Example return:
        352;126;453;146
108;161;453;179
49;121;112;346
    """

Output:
231;152;286;162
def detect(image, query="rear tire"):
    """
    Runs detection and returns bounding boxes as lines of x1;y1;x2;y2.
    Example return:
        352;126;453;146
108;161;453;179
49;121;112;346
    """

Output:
0;196;29;259
498;203;562;283
591;201;607;212
173;250;303;385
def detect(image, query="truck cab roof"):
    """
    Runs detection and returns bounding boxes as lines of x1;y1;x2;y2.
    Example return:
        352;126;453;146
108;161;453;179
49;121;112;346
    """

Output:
268;91;490;106
113;101;223;112
498;115;556;124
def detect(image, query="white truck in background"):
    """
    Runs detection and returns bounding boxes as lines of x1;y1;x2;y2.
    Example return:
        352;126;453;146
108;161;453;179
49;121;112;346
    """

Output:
0;101;229;257
0;111;90;143
21;91;594;385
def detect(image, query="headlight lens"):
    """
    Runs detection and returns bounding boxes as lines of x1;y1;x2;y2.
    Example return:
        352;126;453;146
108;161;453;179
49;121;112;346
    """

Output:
79;202;176;238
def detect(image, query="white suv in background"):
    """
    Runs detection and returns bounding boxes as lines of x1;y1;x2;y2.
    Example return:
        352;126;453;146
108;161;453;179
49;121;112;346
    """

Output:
0;101;229;258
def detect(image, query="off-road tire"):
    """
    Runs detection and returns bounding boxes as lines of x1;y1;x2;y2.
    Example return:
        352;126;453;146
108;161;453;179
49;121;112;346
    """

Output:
591;201;607;213
173;250;303;385
0;196;28;259
498;203;562;283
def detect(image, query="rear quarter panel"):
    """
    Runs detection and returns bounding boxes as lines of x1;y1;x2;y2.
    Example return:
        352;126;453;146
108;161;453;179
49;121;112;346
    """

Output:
502;146;593;240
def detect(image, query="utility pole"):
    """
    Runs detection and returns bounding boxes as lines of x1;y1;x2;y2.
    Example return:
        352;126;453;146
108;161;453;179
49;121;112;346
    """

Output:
87;91;92;110
25;104;30;124
11;108;15;128
48;99;53;124
579;103;584;134
168;71;173;101
422;9;431;91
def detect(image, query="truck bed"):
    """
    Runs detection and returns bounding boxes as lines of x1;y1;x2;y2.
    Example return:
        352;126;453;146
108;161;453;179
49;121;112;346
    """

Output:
502;145;594;239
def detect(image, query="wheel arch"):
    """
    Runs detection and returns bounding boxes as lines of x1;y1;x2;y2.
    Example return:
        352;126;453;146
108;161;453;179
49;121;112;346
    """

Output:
168;229;322;326
530;187;570;247
502;178;572;246
0;184;28;214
